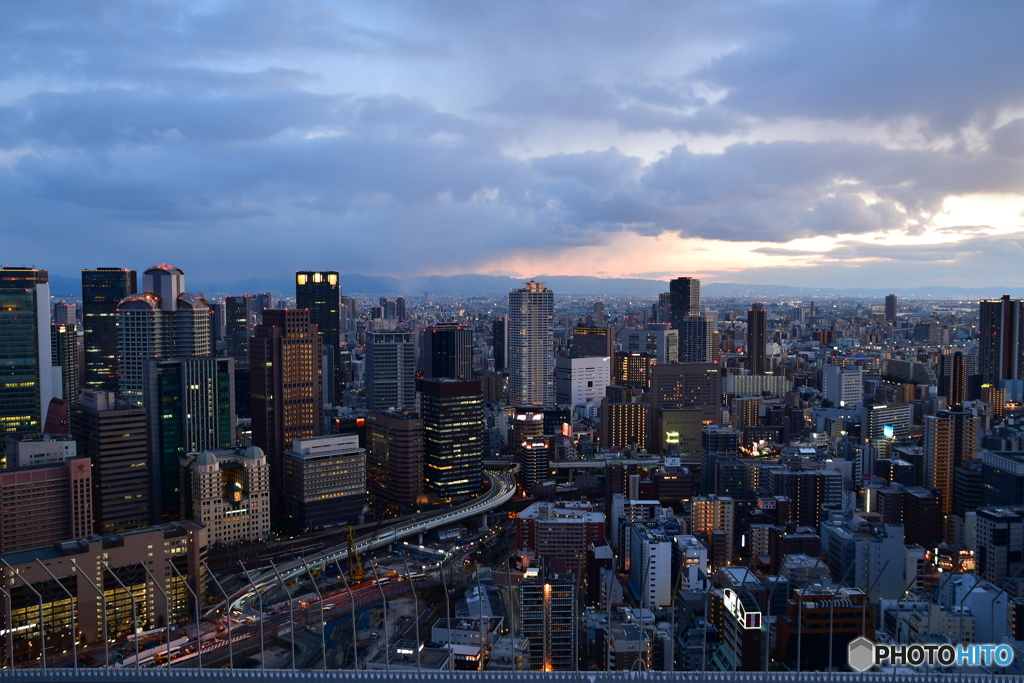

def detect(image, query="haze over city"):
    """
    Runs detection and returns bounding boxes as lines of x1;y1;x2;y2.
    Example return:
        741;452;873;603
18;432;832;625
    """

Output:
5;2;1024;287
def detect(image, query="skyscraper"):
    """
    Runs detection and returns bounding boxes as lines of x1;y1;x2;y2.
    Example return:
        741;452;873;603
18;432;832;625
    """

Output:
420;322;473;380
678;316;718;363
116;265;211;406
0;267;53;436
492;317;507;372
250;309;323;499
225;294;257;359
924;408;978;514
51;322;80;403
571;325;614;358
365;331;417;411
885;294;898;323
366;410;424;512
746;302;767;375
144;357;236;521
508;281;554;406
519;572;578;670
82;268;137;392
296;271;343;401
420;378;484;501
70;390;150;534
979;295;1024;386
669;277;700;329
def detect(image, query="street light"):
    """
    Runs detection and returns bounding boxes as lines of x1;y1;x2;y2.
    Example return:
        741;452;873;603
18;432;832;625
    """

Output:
300;559;328;672
165;557;201;670
101;561;139;670
202;562;233;670
70;560;108;671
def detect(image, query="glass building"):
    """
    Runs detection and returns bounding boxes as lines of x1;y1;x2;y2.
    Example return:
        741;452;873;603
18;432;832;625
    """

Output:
82;268;137;392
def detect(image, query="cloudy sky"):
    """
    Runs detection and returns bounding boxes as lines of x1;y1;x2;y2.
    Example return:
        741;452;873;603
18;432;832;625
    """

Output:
3;1;1024;289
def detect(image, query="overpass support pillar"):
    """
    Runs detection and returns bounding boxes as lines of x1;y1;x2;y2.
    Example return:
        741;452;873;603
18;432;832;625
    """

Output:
479;513;488;531
418;533;424;545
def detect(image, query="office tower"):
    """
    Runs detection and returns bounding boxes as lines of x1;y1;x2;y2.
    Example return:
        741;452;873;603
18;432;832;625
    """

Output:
600;402;648;450
924;408;978;514
508;281;554;406
979;295;1024;386
365;330;417;410
253;292;273;322
791;469;842;527
0;522;207;646
650;362;722;411
885;294;898;322
420;378;484;500
366;410;424;511
82;268;137;392
209;301;226;342
691;495;736;567
283;435;366;528
51;322;80;403
903;487;943;548
612;351;650;388
395;296;407;322
669;277;700;329
746;303;767;374
862;402;912;456
70;389;150;534
820;515;903;600
145;357;236;521
572;325;614;358
617;324;679;364
296;271;343;399
701;425;739;495
250;309;323;499
225;294;257;359
492;318;507;372
656;292;671;324
678;316;717;363
554;356;611;408
0;267;54;437
180;446;271;544
0;438;91;553
628;522;674;608
516;500;606;575
52;302;75;326
519;572;578;670
820;365;863;407
116;265;211;406
975;507;1024;585
420;322;473;380
938;351;974;406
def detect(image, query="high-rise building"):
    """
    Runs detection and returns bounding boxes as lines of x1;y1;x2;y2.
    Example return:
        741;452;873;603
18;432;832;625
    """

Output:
365;331;417;411
144;357;236;521
366;410;424;511
600;402;648;450
225;295;257;359
979;295;1024;386
516;500;606;575
51;322;80;403
924;408;978;514
554;356;611;408
420;323;473;380
116;265;211;406
82;268;137;392
0;437;91;553
250;309;323;499
253;292;273;323
617;324;679;364
746;303;767;375
492;318;507;372
938;352;974;406
508;281;554;406
691;495;736;567
821;365;863;408
52;302;76;326
862;402;913;457
885;294;898;323
571;325;614;358
650;362;722;413
296;271;343;400
678;316;718;363
0;267;54;437
420;378;484;500
669;277;700;329
283;435;366;528
180;446;271;545
519;572;578;671
975;507;1024;585
70;389;150;534
701;425;739;495
612;351;650;388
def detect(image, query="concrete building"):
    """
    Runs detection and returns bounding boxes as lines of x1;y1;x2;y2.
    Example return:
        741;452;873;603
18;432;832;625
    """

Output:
420;323;473;380
283;434;366;528
691;495;736;567
975;506;1024;586
421;378;484;501
0;267;54;437
0;452;92;554
570;325;613;358
4;432;77;468
650;363;722;418
515;501;606;576
980;449;1024;506
628;522;674;609
820;513;903;600
366;411;424;512
365;330;417;411
555;356;611;408
821;365;863;408
600;402;648;450
519;572;577;670
617;324;679;364
678;316;718;364
924;408;978;514
862;403;913;457
180;446;271;545
724;374;792;397
508;281;555;407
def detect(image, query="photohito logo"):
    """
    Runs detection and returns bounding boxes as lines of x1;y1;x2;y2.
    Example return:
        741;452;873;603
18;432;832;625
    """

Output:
847;637;1015;672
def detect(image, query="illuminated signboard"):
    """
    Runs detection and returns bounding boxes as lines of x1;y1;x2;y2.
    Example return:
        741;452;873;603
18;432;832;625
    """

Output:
883;425;894;439
723;588;762;630
665;457;681;468
665;431;680;444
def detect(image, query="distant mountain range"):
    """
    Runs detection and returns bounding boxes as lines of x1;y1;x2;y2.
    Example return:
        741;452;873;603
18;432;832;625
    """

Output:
46;273;1024;300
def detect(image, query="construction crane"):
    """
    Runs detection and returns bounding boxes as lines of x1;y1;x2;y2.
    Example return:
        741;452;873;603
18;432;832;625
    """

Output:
347;526;365;581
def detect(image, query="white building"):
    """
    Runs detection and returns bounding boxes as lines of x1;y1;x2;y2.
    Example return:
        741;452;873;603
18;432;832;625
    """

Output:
554;355;611;408
508;281;554;406
628;522;674;609
180;446;271;545
5;433;77;468
821;365;863;408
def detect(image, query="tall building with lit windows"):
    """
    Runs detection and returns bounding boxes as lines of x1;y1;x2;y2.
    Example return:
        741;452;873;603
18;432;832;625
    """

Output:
979;295;1024;389
366;331;417;411
250;309;323;500
669;277;700;328
296;271;343;402
0;267;54;437
420;377;484;501
82;268;137;392
746;303;768;375
519;572;578;671
508;281;554;406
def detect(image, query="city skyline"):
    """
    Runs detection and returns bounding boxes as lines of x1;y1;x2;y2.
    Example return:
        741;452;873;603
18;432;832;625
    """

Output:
4;3;1024;288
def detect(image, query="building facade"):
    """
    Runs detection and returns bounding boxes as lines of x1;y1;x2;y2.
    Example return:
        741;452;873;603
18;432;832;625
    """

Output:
180;446;271;545
365;331;417;411
420;378;484;501
508;281;554;406
283;434;366;528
